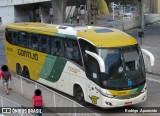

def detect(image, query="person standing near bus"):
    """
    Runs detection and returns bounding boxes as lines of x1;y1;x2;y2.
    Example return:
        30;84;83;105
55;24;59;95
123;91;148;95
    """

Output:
32;89;44;116
0;65;12;95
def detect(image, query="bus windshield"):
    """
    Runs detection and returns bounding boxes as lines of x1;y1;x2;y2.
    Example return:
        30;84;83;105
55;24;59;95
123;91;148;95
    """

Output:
98;45;145;89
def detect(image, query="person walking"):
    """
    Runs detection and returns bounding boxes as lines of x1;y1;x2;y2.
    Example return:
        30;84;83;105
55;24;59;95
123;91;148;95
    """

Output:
69;17;73;24
76;15;79;24
0;65;11;95
32;89;44;116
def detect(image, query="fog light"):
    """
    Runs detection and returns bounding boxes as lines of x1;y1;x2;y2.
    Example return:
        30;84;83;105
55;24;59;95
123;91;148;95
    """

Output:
142;96;146;100
105;102;112;106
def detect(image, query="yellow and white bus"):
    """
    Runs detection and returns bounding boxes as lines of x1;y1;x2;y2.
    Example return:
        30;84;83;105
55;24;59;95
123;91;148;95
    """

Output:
5;23;147;108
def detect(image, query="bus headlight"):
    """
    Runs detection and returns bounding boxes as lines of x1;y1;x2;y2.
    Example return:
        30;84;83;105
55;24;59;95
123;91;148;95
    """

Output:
105;101;112;106
95;87;115;98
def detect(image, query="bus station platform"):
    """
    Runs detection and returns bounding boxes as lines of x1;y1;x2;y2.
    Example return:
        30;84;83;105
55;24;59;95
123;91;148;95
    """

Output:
0;83;58;116
0;75;98;116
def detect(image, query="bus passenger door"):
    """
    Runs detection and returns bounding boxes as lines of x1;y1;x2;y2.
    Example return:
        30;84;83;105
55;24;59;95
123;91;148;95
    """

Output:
87;55;102;106
87;80;92;103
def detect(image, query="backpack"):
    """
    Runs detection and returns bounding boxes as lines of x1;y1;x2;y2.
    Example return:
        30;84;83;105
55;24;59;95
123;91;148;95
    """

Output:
3;71;10;81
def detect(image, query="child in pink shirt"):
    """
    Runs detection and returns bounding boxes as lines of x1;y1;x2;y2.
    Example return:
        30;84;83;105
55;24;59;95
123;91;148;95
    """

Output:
32;89;44;116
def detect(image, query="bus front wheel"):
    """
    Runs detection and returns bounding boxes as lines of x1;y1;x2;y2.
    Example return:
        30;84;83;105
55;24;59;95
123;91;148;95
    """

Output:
74;85;87;105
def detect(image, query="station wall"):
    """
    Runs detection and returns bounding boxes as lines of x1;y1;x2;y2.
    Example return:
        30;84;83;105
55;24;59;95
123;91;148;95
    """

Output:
98;14;160;31
0;6;15;26
14;6;30;23
0;0;50;7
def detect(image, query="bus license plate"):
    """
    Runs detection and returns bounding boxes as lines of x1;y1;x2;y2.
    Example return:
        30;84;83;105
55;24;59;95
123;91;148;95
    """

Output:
124;102;132;106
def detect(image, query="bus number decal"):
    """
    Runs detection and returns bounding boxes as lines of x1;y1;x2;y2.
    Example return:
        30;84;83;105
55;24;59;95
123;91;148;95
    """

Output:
89;96;99;104
18;49;38;61
7;47;13;52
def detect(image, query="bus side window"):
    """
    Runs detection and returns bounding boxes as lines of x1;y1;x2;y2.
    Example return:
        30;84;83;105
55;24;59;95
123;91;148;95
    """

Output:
5;29;12;44
65;39;82;66
65;40;73;59
39;35;47;53
24;33;28;47
51;37;64;57
12;31;18;45
78;39;97;74
72;41;79;60
17;32;23;46
22;32;28;47
78;39;97;54
56;39;64;57
64;41;69;58
39;35;51;54
55;41;61;56
46;36;51;54
17;32;28;47
89;56;101;85
51;37;56;55
30;34;39;51
5;29;20;45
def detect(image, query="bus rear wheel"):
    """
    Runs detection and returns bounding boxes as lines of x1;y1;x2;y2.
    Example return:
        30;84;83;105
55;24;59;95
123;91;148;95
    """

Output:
23;67;30;79
16;64;22;76
74;85;87;105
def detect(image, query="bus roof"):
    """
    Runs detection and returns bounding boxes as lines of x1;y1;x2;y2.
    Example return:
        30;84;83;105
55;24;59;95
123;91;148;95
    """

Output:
5;22;137;47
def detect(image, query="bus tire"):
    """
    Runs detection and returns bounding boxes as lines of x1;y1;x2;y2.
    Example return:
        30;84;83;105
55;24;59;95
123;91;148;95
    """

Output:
16;64;22;76
22;66;30;79
74;85;88;105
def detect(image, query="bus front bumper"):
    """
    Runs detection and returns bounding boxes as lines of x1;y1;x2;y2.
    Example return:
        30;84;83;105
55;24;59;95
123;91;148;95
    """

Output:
102;90;147;108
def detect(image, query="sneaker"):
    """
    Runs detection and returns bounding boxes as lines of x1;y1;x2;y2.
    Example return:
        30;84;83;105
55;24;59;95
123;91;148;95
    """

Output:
6;93;9;95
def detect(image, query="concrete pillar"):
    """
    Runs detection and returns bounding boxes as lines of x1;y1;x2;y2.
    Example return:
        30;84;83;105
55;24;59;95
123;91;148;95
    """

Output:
141;0;145;29
51;0;66;23
153;0;157;13
39;6;50;23
157;0;160;13
153;0;160;13
87;0;91;25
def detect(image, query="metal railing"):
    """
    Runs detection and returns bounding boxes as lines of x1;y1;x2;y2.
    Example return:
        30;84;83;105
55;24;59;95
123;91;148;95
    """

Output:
0;96;34;116
10;73;100;116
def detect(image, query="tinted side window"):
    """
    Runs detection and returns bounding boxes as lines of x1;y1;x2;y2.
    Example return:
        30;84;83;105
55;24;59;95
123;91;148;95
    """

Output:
79;39;97;54
65;39;82;66
29;33;39;51
51;37;64;57
89;56;101;85
22;32;29;48
5;29;12;43
39;35;51;54
5;29;19;45
78;39;97;70
17;32;28;47
12;31;18;45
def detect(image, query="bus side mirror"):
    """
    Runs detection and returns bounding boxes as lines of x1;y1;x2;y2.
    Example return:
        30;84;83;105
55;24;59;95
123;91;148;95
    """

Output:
85;50;105;73
141;49;155;73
